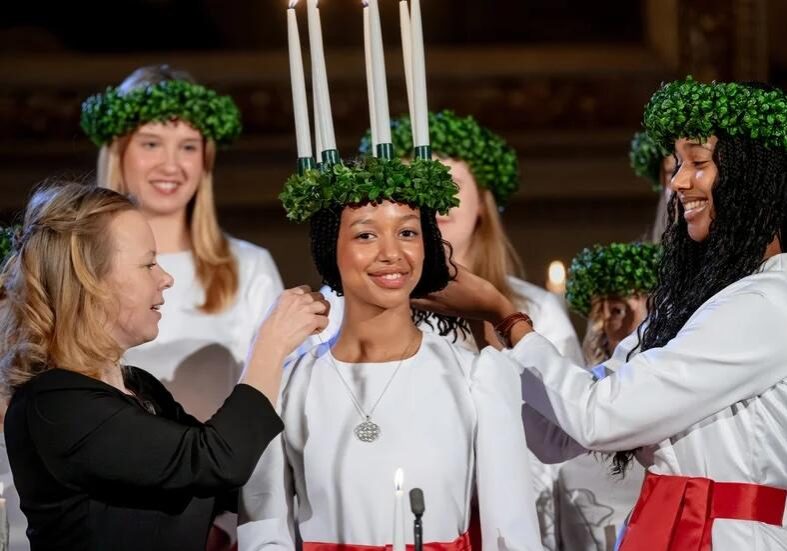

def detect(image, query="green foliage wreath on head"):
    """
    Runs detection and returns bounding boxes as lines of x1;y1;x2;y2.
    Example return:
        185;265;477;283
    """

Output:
358;110;520;206
629;131;667;191
80;80;242;146
565;242;661;317
280;156;459;223
643;76;787;152
0;227;13;265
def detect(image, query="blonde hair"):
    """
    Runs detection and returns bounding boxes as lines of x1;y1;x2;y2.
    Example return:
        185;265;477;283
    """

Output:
582;299;610;366
465;188;526;306
0;183;136;395
97;65;238;314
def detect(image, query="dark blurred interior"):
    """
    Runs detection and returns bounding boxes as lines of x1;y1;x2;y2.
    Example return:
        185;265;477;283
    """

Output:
0;0;783;323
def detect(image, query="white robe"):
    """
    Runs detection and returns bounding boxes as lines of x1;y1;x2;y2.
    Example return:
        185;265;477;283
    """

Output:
517;253;787;550
124;237;283;421
238;332;542;551
310;277;581;551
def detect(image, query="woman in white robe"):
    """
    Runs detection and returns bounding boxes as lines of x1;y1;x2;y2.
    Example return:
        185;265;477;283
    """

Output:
415;79;787;551
239;155;542;551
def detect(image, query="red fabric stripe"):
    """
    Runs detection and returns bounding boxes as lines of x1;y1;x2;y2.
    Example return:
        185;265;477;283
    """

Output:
619;472;786;551
303;531;472;551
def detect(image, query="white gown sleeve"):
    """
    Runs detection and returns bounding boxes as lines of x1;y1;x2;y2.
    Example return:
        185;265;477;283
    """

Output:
509;289;787;452
471;347;543;551
238;434;296;551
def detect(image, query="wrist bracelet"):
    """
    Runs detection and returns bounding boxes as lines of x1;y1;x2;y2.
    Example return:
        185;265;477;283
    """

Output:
493;312;533;347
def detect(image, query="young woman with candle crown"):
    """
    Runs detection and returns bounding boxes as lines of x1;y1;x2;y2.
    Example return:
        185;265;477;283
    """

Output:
419;78;787;550
81;64;285;548
237;153;543;550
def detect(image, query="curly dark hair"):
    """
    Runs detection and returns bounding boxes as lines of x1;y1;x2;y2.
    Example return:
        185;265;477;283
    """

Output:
611;130;787;474
309;203;468;339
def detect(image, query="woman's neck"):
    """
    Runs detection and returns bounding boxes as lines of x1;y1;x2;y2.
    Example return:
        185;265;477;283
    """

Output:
333;299;421;363
764;236;782;260
100;362;132;395
145;212;191;253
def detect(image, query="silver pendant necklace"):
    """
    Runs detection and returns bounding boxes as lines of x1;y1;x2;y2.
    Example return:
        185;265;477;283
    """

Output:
324;334;418;443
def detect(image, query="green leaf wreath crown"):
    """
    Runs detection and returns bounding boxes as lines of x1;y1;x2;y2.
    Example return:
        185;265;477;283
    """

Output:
565;242;661;317
80;80;242;146
0;227;14;266
358;110;520;206
629;131;667;191
280;156;459;223
643;76;787;151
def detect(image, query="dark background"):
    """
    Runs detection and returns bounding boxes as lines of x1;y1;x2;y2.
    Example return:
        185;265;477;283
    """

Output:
1;0;784;308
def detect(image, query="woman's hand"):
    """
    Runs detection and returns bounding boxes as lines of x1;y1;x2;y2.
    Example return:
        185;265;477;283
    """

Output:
241;286;329;404
411;264;516;324
257;286;330;360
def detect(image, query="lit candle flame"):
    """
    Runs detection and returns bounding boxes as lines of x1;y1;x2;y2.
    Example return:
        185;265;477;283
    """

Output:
394;468;404;493
289;0;299;7
362;0;369;6
548;260;566;286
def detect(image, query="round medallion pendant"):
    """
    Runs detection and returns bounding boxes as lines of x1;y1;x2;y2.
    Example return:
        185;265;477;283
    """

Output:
354;419;381;442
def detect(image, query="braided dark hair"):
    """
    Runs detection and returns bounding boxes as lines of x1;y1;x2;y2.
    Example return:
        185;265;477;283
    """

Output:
611;130;787;474
310;203;468;340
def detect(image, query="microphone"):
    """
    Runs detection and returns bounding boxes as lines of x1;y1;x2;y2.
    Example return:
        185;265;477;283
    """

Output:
409;488;425;551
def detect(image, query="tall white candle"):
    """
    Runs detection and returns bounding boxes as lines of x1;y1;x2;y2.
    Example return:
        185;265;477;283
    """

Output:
363;2;379;154
287;1;312;159
312;90;325;163
410;0;429;148
306;0;337;150
399;0;415;137
393;468;406;551
368;0;392;145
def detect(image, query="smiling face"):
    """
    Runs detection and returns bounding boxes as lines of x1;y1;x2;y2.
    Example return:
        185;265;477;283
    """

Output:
120;120;205;218
105;210;174;350
336;200;424;311
671;137;719;242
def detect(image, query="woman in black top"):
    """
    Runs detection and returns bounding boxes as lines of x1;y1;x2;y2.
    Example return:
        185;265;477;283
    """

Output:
0;182;328;551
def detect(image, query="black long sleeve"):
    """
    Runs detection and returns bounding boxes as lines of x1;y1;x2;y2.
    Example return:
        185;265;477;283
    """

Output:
5;366;284;551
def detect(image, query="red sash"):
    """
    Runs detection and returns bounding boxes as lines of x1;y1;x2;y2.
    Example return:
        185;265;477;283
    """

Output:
619;472;786;551
303;531;472;551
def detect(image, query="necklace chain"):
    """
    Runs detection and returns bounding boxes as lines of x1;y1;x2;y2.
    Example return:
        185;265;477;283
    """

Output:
318;333;419;442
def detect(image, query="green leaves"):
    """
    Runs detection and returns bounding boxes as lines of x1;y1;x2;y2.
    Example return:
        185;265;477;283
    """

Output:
80;80;242;146
643;77;787;152
629;131;666;191
565;242;661;317
0;226;16;265
358;110;520;207
280;156;459;223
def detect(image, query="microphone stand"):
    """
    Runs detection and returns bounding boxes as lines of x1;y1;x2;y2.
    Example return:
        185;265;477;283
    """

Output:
409;488;425;551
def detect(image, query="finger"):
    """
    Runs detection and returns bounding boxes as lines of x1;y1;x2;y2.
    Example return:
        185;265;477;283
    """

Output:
310;315;330;335
304;299;330;314
291;285;311;295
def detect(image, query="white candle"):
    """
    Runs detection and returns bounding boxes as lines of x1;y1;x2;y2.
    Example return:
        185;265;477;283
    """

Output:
368;0;392;145
363;2;379;154
399;0;415;138
312;60;324;157
393;468;406;551
287;1;312;159
306;0;337;151
410;0;429;148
